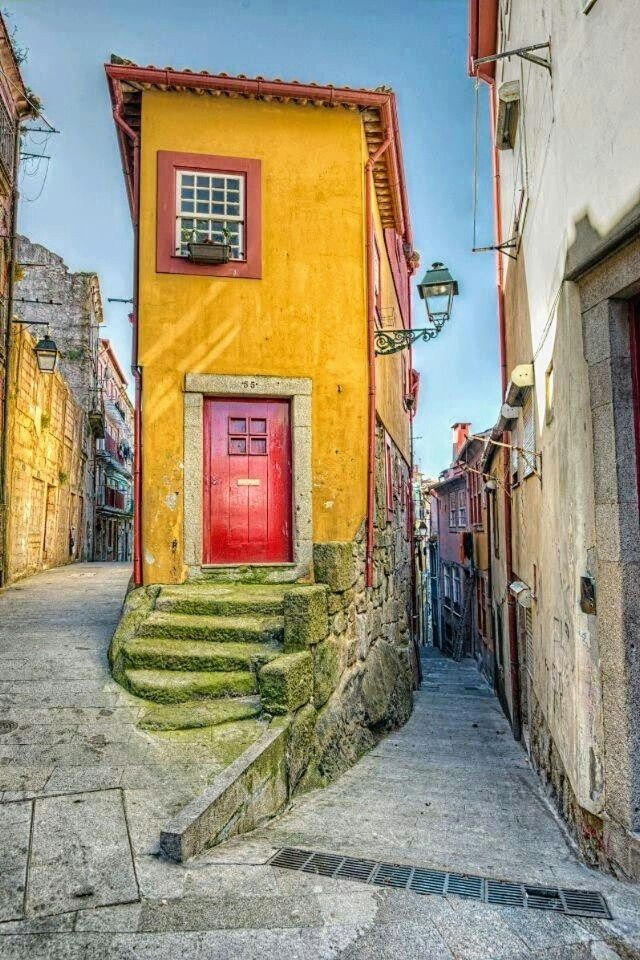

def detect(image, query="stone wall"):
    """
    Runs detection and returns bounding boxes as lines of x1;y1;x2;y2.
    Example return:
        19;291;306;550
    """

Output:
7;327;89;581
15;237;103;560
281;422;414;792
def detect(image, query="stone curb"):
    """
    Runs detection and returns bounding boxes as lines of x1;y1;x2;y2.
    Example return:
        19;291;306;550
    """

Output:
159;720;290;862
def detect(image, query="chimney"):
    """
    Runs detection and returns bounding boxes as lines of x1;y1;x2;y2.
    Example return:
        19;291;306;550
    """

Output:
451;422;470;460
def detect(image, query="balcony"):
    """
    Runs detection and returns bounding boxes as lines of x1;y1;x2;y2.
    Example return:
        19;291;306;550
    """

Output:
96;434;132;477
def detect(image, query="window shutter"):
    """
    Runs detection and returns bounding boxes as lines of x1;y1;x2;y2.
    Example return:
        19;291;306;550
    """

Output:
522;390;535;478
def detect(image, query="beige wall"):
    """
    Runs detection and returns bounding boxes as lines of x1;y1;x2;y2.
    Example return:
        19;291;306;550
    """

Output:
7;328;87;581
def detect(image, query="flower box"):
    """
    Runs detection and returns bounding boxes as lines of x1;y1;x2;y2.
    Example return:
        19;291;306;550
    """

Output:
187;241;231;265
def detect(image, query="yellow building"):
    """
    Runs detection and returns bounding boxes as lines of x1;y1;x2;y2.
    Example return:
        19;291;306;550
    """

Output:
107;60;418;592
106;63;422;803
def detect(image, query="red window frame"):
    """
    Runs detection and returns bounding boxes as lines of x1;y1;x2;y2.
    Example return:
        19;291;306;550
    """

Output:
156;151;262;279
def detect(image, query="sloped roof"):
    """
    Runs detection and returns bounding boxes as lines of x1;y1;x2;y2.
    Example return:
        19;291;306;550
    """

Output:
105;58;412;245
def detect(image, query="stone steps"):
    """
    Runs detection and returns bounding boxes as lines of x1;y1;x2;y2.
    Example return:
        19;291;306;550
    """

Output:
138;611;284;645
124;668;257;704
155;583;291;617
137;696;263;731
123;636;281;673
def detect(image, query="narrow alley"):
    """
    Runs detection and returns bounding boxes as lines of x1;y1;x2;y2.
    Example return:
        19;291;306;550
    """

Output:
1;565;639;958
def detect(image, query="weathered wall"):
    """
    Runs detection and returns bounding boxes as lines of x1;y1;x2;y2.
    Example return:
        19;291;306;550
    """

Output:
294;423;414;788
493;0;640;870
15;238;103;561
137;91;410;584
7;327;88;581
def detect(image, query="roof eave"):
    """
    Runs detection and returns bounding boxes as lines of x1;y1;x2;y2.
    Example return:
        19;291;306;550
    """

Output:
104;62;412;244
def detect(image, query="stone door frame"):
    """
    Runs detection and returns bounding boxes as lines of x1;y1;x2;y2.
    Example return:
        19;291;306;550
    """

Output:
183;373;312;582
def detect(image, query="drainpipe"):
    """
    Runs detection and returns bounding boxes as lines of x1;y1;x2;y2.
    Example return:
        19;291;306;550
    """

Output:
488;82;522;740
364;136;391;589
112;89;143;587
0;112;23;587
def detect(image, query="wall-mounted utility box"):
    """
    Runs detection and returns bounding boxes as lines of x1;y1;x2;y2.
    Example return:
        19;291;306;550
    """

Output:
496;80;520;151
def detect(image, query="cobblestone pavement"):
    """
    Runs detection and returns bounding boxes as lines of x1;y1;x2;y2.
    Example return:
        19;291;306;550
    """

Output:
1;567;639;959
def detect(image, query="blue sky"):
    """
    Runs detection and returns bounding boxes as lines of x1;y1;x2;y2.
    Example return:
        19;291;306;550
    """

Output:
10;0;498;476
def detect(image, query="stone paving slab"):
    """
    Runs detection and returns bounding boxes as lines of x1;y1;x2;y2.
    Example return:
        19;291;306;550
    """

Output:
26;789;139;917
0;800;31;921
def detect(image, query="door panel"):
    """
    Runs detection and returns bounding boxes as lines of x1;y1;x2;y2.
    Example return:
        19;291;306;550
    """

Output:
203;398;292;564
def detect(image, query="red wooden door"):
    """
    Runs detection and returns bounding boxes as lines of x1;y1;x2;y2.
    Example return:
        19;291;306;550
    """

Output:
203;398;292;564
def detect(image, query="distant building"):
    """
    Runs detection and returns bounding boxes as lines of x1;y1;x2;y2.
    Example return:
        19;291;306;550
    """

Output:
428;424;490;665
93;338;133;561
7;238;132;580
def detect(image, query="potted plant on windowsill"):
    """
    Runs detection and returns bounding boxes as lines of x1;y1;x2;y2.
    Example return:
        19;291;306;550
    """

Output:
185;227;232;265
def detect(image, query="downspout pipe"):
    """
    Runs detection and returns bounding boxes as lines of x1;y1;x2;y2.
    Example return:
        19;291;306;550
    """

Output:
365;136;391;589
113;87;143;586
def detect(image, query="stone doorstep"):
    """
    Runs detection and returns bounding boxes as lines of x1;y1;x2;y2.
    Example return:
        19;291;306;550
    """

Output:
160;722;290;863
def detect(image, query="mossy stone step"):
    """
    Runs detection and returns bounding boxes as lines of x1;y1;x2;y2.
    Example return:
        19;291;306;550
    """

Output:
138;696;262;731
123;637;281;673
138;611;284;645
124;668;257;704
155;583;290;617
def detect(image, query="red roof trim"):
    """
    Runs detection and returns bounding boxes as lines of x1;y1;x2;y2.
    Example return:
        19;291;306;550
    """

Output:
100;337;129;387
105;62;412;246
468;0;499;82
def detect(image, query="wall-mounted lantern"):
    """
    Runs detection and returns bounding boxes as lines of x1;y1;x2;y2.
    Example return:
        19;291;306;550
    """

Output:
374;261;459;355
34;334;60;373
417;262;459;325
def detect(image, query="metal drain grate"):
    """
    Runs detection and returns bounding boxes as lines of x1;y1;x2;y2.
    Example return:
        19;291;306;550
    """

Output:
269;848;611;919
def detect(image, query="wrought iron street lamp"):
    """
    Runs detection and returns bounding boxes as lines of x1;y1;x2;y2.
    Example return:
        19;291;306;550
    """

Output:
34;333;60;373
12;319;60;373
374;261;459;355
418;262;459;325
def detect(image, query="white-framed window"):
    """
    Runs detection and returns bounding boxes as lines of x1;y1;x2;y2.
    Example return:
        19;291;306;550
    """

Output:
452;566;461;606
443;564;452;601
176;170;245;260
457;489;467;527
449;492;456;528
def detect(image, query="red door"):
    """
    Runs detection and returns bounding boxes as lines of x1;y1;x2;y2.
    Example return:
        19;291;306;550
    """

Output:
203;398;292;564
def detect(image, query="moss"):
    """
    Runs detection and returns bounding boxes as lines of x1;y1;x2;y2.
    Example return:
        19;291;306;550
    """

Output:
287;703;317;790
156;582;288;617
283;585;329;651
109;585;160;684
313;541;355;592
151;718;267;766
123;637;279;672
313;636;343;707
124;667;257;704
258;651;313;715
138;696;262;731
139;611;283;645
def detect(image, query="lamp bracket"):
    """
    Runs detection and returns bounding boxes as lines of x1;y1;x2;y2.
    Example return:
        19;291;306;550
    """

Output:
375;323;446;355
473;41;551;74
472;238;519;261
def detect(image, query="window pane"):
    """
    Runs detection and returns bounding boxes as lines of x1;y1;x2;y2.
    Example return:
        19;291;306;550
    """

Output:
229;438;247;455
250;438;267;455
181;187;194;199
181;174;194;186
227;203;240;216
180;200;194;213
196;175;210;187
229;417;247;434
196;188;209;200
227;177;240;191
196;202;209;214
250;418;266;434
212;177;224;188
